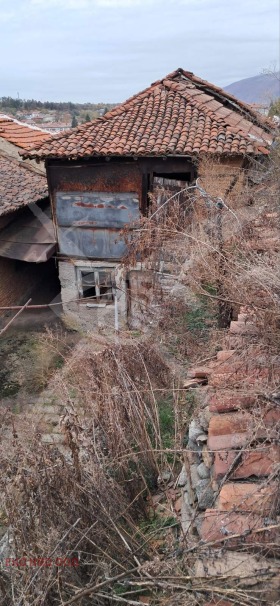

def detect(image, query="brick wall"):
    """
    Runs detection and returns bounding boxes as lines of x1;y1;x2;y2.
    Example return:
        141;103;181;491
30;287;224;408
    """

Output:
198;156;245;204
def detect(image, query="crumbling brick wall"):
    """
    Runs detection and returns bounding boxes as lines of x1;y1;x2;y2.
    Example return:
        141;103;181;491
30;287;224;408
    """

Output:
198;156;246;204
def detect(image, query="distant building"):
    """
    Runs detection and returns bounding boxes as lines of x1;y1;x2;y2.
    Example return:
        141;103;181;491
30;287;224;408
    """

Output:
43;123;71;133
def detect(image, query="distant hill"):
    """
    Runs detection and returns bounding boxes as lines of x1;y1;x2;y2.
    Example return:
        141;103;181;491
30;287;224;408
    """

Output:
224;72;280;105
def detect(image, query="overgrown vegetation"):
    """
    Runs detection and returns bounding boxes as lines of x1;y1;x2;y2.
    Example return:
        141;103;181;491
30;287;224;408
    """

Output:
269;97;280;117
0;338;186;604
0;148;280;604
0;328;78;400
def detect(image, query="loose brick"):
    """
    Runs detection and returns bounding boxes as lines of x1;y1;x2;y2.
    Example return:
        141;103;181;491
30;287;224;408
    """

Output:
208;411;277;450
209;432;251;450
216;482;278;513
210;363;271;388
189;366;212;378
208;412;252;437
199;509;279;551
216;350;235;362
213;446;280;480
209;394;256;413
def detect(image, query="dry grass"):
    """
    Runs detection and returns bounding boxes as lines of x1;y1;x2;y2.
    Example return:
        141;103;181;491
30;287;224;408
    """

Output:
0;335;279;605
0;151;280;605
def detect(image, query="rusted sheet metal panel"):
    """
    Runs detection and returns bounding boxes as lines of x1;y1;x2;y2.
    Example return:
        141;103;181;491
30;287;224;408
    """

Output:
50;163;142;195
56;192;140;228
56;191;139;260
58;227;127;259
0;241;56;263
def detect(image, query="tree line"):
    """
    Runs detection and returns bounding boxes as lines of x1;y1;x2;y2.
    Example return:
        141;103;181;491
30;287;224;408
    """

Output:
0;96;115;112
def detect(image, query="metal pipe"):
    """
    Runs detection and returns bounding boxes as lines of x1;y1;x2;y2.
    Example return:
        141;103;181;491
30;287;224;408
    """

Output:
114;287;119;334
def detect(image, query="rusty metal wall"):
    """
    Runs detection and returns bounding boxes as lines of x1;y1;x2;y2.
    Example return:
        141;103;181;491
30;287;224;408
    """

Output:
56;192;139;228
56;192;139;259
47;157;195;260
57;226;128;259
49;161;143;199
48;162;142;260
47;158;194;210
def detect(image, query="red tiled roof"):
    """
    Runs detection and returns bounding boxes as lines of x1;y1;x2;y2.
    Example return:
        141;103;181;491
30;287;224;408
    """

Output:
23;69;274;160
0;156;48;216
0;115;52;150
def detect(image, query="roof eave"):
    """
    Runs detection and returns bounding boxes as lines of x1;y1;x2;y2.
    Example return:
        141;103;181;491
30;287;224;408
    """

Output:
24;148;270;163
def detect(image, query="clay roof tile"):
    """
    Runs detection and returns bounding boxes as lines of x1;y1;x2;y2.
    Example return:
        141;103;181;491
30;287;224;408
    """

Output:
0;156;48;216
23;69;274;161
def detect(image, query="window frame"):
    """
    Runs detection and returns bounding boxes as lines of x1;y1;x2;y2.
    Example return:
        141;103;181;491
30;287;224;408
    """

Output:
76;266;114;305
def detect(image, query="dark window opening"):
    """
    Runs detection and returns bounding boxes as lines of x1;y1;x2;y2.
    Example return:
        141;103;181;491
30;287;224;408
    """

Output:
153;172;191;183
151;172;193;218
79;269;114;303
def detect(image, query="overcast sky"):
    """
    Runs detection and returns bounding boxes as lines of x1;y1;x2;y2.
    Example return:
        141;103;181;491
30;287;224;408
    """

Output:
0;0;279;103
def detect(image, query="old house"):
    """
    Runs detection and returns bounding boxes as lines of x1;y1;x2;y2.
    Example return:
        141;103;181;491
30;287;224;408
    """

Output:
0;116;57;311
23;68;273;330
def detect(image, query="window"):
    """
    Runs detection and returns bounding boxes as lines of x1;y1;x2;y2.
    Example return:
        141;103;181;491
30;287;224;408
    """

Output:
77;268;114;303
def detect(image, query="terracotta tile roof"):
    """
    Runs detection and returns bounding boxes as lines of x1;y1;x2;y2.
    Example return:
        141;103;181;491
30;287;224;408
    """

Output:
23;68;274;161
0;114;52;150
0;156;48;216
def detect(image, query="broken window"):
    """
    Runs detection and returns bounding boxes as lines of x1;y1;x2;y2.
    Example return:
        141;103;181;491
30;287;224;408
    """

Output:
77;268;114;303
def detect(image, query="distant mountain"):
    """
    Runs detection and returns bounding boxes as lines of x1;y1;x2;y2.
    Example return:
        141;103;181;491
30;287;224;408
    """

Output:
224;73;280;105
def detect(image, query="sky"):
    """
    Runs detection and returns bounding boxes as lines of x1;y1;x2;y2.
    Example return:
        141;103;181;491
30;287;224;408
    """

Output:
0;0;279;103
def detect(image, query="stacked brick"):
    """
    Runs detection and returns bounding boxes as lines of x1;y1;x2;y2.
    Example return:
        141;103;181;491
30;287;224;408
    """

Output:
180;308;280;601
